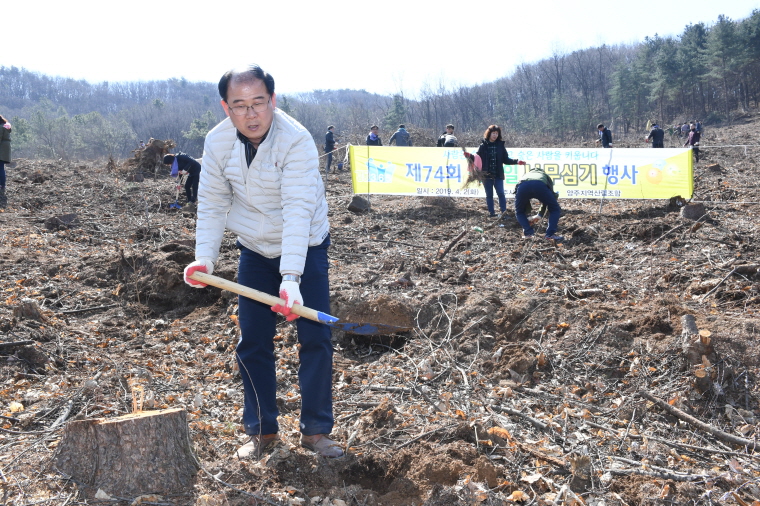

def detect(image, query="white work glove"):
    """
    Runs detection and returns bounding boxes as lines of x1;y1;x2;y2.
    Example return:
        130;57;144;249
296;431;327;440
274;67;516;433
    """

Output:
528;215;541;226
271;280;302;321
183;258;215;288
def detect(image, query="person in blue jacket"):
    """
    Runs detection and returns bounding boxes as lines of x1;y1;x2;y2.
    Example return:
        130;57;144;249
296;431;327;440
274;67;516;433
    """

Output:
515;166;563;242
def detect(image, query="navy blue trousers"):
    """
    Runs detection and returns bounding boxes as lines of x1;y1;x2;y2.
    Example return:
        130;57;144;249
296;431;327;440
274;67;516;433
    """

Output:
483;178;506;215
514;180;561;237
236;236;333;436
0;161;5;188
185;173;199;203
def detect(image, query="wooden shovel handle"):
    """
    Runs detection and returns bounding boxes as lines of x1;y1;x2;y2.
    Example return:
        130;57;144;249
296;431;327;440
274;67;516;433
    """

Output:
189;271;322;323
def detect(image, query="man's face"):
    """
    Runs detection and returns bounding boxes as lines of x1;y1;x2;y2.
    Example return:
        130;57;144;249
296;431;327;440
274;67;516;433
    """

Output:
446;127;454;134
221;78;276;145
371;127;378;135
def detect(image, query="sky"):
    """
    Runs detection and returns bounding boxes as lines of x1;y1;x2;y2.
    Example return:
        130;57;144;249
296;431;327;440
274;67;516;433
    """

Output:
5;0;759;98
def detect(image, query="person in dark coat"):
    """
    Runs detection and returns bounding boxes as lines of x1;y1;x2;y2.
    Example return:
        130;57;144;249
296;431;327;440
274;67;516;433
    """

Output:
388;124;412;146
464;125;525;218
595;123;612;148
324;126;338;173
0;115;11;192
515;167;562;242
646;123;665;148
164;152;202;204
684;124;701;162
366;125;382;146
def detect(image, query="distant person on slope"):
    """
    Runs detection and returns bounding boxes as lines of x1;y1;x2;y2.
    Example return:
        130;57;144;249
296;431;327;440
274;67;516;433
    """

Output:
463;125;525;218
595;123;612;148
324;125;338;173
684;124;701;162
646;122;665;148
437;124;458;147
163;152;202;205
388;124;412;146
366;125;382;146
0;115;11;193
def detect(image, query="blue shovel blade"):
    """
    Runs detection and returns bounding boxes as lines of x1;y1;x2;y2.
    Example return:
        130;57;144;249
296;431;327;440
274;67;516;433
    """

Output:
315;311;409;335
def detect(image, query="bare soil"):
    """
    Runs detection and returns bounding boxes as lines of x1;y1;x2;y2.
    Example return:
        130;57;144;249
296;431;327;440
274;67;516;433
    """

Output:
1;114;760;505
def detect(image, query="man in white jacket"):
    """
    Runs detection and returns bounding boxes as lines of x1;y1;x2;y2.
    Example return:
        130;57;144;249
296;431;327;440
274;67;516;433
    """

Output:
183;65;341;459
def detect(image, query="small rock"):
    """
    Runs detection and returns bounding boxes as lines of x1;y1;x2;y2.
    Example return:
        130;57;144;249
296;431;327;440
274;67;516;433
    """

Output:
347;195;370;213
44;213;79;231
680;203;706;221
12;298;46;322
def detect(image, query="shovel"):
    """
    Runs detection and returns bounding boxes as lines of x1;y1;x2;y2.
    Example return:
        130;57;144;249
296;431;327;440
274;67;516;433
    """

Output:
169;174;185;209
189;271;410;335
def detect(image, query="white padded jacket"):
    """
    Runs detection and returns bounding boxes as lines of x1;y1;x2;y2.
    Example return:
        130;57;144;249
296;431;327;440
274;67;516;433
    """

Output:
195;110;329;276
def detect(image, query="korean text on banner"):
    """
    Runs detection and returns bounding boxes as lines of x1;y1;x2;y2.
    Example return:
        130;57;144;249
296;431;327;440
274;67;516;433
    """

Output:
348;146;693;199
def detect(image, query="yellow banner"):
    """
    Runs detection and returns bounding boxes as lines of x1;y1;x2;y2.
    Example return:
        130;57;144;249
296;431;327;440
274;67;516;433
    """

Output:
349;146;693;199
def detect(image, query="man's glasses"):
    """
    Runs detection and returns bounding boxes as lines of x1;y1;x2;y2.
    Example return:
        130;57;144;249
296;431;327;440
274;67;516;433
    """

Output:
228;97;271;116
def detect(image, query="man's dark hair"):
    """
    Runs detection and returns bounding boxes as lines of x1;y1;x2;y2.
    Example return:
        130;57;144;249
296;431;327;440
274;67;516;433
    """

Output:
597;123;604;129
163;154;176;165
446;124;454;130
218;64;275;102
328;125;335;130
398;124;405;129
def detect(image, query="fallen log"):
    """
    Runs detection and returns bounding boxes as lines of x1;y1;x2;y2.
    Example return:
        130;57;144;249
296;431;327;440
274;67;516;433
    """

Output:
54;408;199;498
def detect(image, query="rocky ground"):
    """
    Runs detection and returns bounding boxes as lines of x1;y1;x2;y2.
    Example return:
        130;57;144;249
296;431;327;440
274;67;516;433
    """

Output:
1;114;759;506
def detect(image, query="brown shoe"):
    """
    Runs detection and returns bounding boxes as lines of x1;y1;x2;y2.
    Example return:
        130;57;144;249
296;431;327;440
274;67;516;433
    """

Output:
301;434;344;458
236;434;279;459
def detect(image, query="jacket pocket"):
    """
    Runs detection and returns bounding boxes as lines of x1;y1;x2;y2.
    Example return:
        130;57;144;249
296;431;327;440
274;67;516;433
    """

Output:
254;162;281;185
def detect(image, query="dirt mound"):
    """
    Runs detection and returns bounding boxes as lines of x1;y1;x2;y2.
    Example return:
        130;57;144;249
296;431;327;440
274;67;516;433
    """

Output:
122;138;176;178
339;295;414;330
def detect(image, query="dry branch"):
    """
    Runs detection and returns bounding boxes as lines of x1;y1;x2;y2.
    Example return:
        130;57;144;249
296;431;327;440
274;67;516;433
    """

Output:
0;340;35;350
59;303;120;315
700;267;738;302
650;223;688;245
437;230;468;260
515;441;568;469
490;405;554;434
639;391;757;450
605;467;712;482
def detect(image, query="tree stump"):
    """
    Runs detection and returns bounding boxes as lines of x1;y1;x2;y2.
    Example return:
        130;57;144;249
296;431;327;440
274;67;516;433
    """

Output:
54;408;199;498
